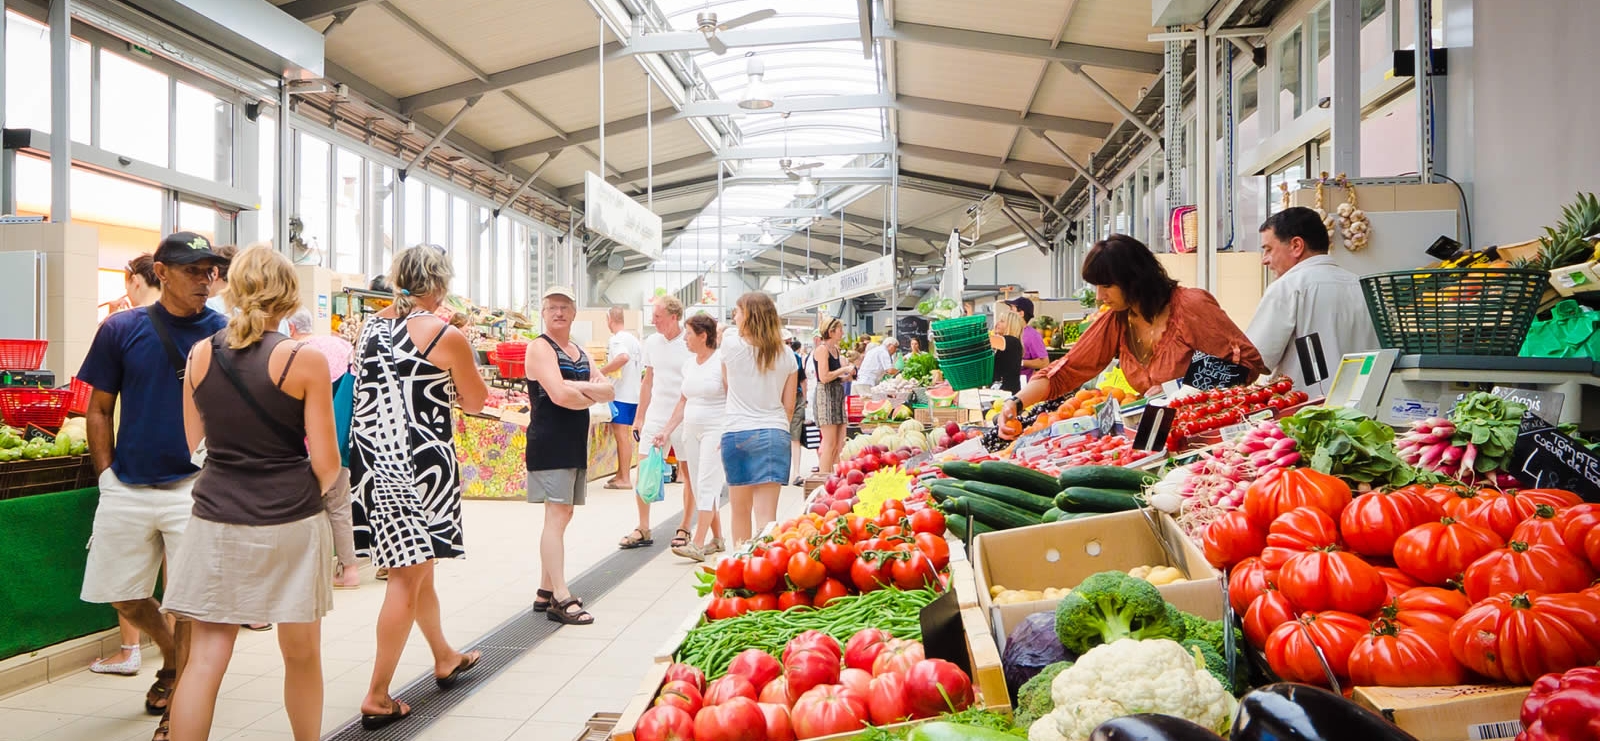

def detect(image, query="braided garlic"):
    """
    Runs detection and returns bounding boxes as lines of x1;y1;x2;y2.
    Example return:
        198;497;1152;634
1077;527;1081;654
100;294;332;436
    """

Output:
1335;175;1371;251
1313;174;1336;239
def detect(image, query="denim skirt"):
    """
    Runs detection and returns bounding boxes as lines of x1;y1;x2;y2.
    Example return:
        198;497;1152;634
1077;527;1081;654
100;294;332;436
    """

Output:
721;428;792;486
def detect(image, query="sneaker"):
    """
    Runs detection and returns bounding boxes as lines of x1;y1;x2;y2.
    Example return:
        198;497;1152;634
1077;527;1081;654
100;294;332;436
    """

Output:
704;538;726;555
90;645;141;676
672;543;707;562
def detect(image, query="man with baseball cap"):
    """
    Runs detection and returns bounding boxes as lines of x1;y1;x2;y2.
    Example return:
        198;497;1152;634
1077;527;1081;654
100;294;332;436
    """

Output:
77;232;228;738
1002;296;1050;380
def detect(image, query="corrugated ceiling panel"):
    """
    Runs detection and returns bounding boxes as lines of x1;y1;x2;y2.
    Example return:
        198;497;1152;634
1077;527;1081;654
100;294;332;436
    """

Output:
894;44;1040;111
996;171;1071;198
893;0;1068;40
1009;126;1099;167
591;120;712;172
324;10;470;97
420;95;561;151
1028;64;1153;125
539;154;599;189
1062;0;1162;53
385;0;612;74
502;59;653;134
896;110;1016;158
845;187;963;227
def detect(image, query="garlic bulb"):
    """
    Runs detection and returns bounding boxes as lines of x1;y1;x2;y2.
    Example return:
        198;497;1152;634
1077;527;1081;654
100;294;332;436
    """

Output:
1336;175;1371;251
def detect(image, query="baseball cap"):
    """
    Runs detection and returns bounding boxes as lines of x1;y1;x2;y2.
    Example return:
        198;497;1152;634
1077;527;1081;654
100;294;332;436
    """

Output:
153;231;225;266
1002;296;1034;320
542;285;577;302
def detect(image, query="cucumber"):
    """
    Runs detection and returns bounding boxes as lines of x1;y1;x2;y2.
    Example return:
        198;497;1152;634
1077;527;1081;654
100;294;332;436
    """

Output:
1057;465;1155;491
1040;507;1066;523
946;513;970;540
1054;486;1143;513
951;480;1054;515
929;482;967;505
938;461;985;481
973;460;1063;498
956;496;1039;531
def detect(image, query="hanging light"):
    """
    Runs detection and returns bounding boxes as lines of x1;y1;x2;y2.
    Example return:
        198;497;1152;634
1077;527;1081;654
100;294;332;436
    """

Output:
759;229;777;246
793;175;818;198
738;53;775;111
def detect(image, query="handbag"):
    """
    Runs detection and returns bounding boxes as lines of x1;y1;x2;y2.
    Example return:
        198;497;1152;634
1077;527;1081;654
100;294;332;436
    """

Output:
332;370;356;467
1521;299;1600;360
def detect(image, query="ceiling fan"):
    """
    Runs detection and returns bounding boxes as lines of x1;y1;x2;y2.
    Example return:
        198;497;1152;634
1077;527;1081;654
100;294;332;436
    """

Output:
779;158;822;180
696;9;777;55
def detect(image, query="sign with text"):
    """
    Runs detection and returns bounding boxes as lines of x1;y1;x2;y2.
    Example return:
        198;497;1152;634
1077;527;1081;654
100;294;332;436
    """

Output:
1182;350;1253;390
776;254;896;315
1096;396;1124;437
584;171;663;262
1491;386;1565;425
1511;411;1600;502
1133;401;1177;452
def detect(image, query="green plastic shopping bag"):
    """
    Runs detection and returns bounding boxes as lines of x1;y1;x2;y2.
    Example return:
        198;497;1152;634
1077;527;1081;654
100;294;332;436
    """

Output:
636;446;666;503
1520;299;1600;360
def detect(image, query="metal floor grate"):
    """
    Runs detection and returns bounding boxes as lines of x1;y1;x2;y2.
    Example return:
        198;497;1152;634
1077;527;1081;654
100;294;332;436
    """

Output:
322;510;683;741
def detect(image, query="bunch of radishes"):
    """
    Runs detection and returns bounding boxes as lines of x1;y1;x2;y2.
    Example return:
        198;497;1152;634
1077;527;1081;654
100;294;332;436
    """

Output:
1395;417;1521;487
1235;420;1300;478
1148;447;1254;535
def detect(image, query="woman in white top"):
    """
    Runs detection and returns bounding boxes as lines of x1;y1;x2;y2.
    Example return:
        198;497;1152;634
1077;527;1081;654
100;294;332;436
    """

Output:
719;293;798;545
651;314;727;561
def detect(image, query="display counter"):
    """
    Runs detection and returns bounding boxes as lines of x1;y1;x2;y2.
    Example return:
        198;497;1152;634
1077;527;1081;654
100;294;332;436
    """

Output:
0;486;116;661
454;406;618;500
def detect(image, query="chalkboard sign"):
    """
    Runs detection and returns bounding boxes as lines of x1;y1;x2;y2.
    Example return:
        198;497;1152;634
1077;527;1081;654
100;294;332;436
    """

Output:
1491;386;1565;425
1133;402;1177;452
1511;412;1600;502
1097;396;1124;437
1182;351;1253;390
1294;332;1329;387
22;424;54;443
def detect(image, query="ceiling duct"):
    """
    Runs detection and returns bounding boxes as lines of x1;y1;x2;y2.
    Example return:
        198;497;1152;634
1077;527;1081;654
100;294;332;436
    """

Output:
119;0;324;80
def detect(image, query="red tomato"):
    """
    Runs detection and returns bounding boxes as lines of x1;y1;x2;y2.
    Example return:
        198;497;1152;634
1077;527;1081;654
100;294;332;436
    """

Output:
851;552;892;593
1264;611;1369;685
1202;510;1267;569
1511;503;1570;554
758;677;789;705
1373;566;1424;603
1340;488;1444;557
1455;489;1583;541
1348;619;1472;686
913;533;951;571
1260;507;1343;569
843;629;892;673
813;578;850;608
744;557;784;594
890;552;939;590
871;639;926;677
1407;483;1469;510
1587;528;1600;572
656;680;704;718
694;697;767;741
758;703;795;741
1448;591;1600;684
726;649;783;693
1393;517;1505;586
1277;548;1387;616
637;705;696;741
789;684;870;740
908;508;946;535
705;674;759;706
716;557;747;591
784;630;843;664
866;672;912;725
1556;503;1600;558
843;516;873;543
819;541;857;579
746;593;779;612
784;649;842;706
1382;586;1471;635
778;590;812;611
1227;557;1278;615
706;597;747;621
1243;468;1353;529
663;663;706;693
788;552;828;590
1244;589;1296;648
1461;540;1598;603
902;659;973;718
838;668;873;698
876;525;904;541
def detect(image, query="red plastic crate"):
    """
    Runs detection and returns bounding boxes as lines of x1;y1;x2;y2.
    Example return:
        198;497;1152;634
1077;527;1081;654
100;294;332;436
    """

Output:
0;339;48;371
0;388;72;430
67;378;91;416
492;347;527;379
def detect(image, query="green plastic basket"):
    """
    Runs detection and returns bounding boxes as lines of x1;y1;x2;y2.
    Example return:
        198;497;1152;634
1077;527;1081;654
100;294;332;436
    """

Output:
931;315;987;334
935;342;993;365
940;351;995;391
1360;268;1549;356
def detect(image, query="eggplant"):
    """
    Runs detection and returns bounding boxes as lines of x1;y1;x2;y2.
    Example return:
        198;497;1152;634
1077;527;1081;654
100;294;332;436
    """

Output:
1089;714;1225;741
1232;683;1422;741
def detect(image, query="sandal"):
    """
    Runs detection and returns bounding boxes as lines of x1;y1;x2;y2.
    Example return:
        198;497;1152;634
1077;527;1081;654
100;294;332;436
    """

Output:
705;538;726;555
145;668;176;715
603;481;632;490
151;710;171;741
375;567;389;581
360;697;411;731
241;623;273;632
435;649;482;690
671;543;707;562
91;644;142;676
618;528;652;549
547;597;594;626
533;589;584;613
669;528;691;548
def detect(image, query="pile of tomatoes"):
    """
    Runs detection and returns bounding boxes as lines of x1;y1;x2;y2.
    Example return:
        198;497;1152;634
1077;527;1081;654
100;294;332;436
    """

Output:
1168;379;1310;447
705;502;950;621
636;629;973;741
1201;466;1600;688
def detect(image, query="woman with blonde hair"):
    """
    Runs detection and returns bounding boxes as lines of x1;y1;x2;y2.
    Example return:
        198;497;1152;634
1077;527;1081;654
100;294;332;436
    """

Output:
810;317;853;475
992;308;1025;393
164;247;340;741
721;292;798;544
349;245;489;729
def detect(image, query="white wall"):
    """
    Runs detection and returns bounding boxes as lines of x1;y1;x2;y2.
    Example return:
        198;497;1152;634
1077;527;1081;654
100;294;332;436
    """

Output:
963;245;1054;294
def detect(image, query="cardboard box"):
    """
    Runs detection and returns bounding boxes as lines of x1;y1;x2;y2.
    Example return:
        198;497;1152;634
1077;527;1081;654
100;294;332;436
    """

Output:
971;509;1224;649
1352;685;1529;741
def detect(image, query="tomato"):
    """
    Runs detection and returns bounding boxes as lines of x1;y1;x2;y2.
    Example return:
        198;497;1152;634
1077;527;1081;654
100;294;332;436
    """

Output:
1277;548;1388;616
694;697;767;741
778;590;812;611
746;593;779;612
876;525;904;541
844;628;892;673
757;703;795;741
1381;586;1471;635
1202;510;1267;569
913;532;951;571
890;552;939;590
866;672;912;725
759;676;789;705
1227;557;1278;615
819;540;857;579
1244;589;1296;648
871;639;926;677
1263;611;1368;684
1556;503;1600;558
784;649;842;705
1587;528;1600;573
843;516;873;543
636;705;696;741
1455;489;1583;541
1260;507;1343;569
1348;620;1469;686
838;667;872;699
1243;467;1353;530
813;578;850;608
1448;591;1600;684
726;649;783;693
908;507;946;536
1461;540;1598;603
1340;488;1444;558
1511;503;1570;554
1272;378;1293;394
663;663;706;693
656;680;704;718
784;630;843;664
716;557;747;591
1373;566;1424;603
856;537;886;555
744;557;784;594
903;659;973;718
851;552;892;593
707;597;749;621
705;674;759;706
787;552;828;590
1393;517;1505;586
789;684;870;740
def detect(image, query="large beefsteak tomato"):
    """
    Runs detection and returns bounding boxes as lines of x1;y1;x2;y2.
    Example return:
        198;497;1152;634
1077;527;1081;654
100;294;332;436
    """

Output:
758;703;795;741
1244;589;1296;648
790;684;870;740
871;639;926;677
1373;566;1424;602
656;680;705;717
694;697;767;741
1461;541;1597;603
866;673;911;725
1556;503;1600;559
844;629;891;673
636;705;696;741
1455;489;1583;541
1260;507;1343;569
1243;467;1353;530
784;649;842;705
1348;620;1469;686
1510;504;1569;554
1449;591;1600;684
903;659;973;718
1227;557;1277;615
1202;509;1266;569
705;675;758;706
1340;488;1443;557
1587;528;1600;572
1392;517;1504;586
758;677;789;705
1381;586;1471;635
664;663;706;693
784;630;843;664
1276;548;1387;616
1264;611;1369;684
726;649;783;693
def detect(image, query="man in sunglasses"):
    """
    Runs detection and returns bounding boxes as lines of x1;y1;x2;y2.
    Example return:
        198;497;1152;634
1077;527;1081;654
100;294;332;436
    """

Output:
76;231;229;741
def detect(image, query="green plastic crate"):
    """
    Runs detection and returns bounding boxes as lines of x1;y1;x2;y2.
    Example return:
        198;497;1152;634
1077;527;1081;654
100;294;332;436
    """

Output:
1360;268;1548;356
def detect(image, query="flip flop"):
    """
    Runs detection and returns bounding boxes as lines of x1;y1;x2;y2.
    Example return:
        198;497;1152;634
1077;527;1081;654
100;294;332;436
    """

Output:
360;697;411;731
603;482;632;490
435;650;483;690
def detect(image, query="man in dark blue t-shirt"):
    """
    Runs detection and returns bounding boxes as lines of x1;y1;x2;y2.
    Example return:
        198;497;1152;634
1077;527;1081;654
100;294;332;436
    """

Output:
77;231;227;731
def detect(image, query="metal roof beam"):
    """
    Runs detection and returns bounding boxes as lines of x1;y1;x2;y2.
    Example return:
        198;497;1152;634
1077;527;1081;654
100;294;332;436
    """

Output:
277;0;380;22
857;0;875;60
897;96;1111;139
718;140;896;161
1027;129;1109;191
677;94;892;118
493;107;678;164
886;22;1163;73
560;153;717;200
898;143;1079;182
622;22;861;55
1059;63;1162;141
401;96;480;176
399;42;627;114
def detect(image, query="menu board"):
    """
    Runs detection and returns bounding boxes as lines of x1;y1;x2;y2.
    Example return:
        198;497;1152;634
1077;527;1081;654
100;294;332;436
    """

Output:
1182;350;1253;390
1511;412;1600;502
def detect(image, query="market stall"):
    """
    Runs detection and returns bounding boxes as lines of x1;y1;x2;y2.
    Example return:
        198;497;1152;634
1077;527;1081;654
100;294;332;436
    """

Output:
454;406;618;499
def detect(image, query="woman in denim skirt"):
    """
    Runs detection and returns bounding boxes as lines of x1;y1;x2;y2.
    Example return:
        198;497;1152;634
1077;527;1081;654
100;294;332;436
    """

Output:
718;292;799;545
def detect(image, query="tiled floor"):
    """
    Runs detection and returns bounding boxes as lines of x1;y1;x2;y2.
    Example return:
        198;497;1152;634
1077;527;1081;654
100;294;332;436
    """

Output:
0;463;813;741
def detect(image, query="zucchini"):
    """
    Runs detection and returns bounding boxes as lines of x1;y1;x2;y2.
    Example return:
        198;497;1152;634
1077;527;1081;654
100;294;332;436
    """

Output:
929;482;967;505
951;480;1054;514
956;496;1039;531
1040;507;1066;523
1054;486;1143;513
946;513;970;540
1057;465;1155;491
938;461;985;481
973;460;1062;498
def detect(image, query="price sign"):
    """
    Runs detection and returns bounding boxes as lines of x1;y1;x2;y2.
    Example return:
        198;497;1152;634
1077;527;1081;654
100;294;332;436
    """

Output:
22;424;54;442
1220;422;1254;443
1096;396;1123;437
1132;401;1177;452
1182;351;1253;391
1491;386;1565;425
1511;412;1600;502
1051;417;1099;437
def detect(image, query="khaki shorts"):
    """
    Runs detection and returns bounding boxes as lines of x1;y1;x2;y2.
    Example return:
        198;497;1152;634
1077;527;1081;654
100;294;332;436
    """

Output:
81;469;197;604
527;468;587;506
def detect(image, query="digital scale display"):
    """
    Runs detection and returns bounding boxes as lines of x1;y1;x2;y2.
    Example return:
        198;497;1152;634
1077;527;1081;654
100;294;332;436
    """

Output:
1322;350;1399;416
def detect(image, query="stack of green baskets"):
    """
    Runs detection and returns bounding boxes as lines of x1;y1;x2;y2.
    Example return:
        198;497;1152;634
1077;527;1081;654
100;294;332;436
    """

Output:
930;315;994;391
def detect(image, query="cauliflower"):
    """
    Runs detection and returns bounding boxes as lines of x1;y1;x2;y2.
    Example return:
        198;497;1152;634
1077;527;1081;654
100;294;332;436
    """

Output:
1041;638;1236;741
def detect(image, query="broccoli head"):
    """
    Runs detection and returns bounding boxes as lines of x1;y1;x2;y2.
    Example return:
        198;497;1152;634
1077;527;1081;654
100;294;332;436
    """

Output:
1013;660;1072;729
1179;611;1242;657
1181;640;1234;694
1054;571;1184;654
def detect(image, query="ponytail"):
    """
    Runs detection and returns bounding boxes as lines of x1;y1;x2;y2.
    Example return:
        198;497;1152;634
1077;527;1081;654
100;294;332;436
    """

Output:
389;245;453;315
223;247;300;349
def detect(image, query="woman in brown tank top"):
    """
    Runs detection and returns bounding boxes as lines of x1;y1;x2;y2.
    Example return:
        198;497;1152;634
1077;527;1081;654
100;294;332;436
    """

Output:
163;247;343;741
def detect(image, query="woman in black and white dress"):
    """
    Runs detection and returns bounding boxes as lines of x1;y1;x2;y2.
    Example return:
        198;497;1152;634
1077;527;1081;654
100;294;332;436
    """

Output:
348;245;490;730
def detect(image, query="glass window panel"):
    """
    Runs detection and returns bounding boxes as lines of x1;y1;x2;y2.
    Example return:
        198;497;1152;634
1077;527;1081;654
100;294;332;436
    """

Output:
297;133;331;262
429;186;448;248
333;148;362;274
496;217;512;309
1362;0;1391;74
1360;91;1419;176
450;197;469;296
1237;68;1261;152
1315;4;1332;107
474;206;491;303
1278;26;1303;128
403;176;425;248
258;115;275;245
175;81;232;183
371;163;396;275
177;200;231;245
99;49;169;165
515;224;531;314
4;13;90;143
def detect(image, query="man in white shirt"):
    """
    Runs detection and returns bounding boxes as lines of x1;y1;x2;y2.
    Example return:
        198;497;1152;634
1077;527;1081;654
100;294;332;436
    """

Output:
621;296;696;550
1246;206;1380;391
603;306;643;491
857;337;898;389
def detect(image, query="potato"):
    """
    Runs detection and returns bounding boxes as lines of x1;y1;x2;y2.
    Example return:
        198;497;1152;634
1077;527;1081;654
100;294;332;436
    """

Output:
1145;566;1186;586
990;585;1007;598
1127;565;1153;579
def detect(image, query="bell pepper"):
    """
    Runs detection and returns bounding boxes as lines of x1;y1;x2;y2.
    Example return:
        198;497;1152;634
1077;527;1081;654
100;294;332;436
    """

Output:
1520;666;1600;741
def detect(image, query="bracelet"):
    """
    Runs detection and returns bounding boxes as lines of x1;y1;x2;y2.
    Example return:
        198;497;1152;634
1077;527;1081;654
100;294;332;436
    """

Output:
1005;396;1023;412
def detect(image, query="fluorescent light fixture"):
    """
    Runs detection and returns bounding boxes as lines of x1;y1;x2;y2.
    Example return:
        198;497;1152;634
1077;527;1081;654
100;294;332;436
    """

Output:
793;175;818;198
738;54;775;111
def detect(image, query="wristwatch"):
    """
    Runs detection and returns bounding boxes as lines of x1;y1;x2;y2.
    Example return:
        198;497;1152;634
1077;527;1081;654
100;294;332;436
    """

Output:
1004;395;1023;413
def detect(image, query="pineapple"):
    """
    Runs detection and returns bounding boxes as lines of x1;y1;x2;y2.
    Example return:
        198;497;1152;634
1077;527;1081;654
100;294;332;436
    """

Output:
1521;192;1600;270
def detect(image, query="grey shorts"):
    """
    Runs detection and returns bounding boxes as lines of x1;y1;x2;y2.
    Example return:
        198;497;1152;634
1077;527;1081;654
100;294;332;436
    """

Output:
527;468;587;506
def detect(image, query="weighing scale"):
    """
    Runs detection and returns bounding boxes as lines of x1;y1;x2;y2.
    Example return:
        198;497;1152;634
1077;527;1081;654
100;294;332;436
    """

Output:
1325;351;1600;427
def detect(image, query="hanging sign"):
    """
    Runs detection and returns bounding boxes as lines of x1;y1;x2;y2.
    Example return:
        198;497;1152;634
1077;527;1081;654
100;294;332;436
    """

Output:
1294;332;1329;388
776;255;896;315
584;172;662;262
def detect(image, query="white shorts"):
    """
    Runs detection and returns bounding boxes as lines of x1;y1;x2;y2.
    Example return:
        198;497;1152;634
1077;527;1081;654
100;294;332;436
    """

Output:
81;469;197;604
641;417;685;456
681;420;727;512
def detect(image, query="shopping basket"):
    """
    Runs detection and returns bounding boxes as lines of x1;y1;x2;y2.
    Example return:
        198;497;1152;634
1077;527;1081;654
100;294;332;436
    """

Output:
0;339;48;371
1360;268;1548;356
939;351;996;392
66;378;92;416
0;388;73;429
930;315;989;344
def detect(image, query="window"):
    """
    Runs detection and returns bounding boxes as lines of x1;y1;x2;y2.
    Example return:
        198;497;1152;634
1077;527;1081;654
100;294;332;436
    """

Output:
1314;4;1332;108
178;200;232;245
515;224;532;313
1266;160;1306;215
99;49;170;165
1237;68;1261;152
1277;27;1303;129
496;217;512;309
370;163;396;275
450;196;469;295
258;115;276;244
4;12;91;143
474;206;491;303
1362;0;1390;75
297;133;330;261
403;176;425;248
175;81;232;183
332;148;362;274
